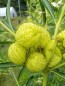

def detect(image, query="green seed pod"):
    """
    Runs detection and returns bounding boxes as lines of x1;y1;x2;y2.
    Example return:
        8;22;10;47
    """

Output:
8;43;26;65
40;28;51;48
57;30;65;40
63;53;65;59
15;22;42;49
45;40;62;67
29;47;36;54
57;30;65;53
63;39;65;47
57;42;63;50
26;52;47;72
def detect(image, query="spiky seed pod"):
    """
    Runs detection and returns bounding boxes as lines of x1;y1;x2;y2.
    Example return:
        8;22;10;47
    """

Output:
8;43;26;65
57;30;65;40
15;22;42;49
44;40;56;62
63;39;65;47
57;30;65;53
26;52;47;72
63;53;65;59
40;28;51;48
29;47;36;54
45;40;62;67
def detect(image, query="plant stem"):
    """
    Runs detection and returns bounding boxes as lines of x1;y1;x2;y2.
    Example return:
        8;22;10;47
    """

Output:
42;72;48;86
0;21;15;37
47;4;65;71
50;62;65;70
53;4;65;39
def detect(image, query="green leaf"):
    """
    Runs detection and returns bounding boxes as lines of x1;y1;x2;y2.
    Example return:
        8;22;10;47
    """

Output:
39;0;46;25
0;50;6;62
18;66;43;86
6;0;14;31
0;30;4;33
18;67;31;86
2;18;12;31
0;41;14;44
0;62;17;68
51;70;65;80
27;73;43;86
40;0;55;22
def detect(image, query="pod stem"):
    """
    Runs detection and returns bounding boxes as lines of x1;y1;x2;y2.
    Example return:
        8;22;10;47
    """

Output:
53;4;65;39
42;72;48;86
0;21;15;37
50;62;65;71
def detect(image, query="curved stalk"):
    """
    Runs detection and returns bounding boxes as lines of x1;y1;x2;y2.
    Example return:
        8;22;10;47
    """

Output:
50;62;65;71
53;4;65;39
0;21;15;37
49;4;65;71
47;5;65;68
42;72;48;86
43;4;65;86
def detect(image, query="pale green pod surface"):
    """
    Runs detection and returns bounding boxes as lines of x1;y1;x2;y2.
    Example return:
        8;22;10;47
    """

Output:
63;53;65;59
57;30;65;53
57;42;63;50
57;30;65;40
26;52;47;72
45;40;62;67
49;47;62;67
63;39;65;47
40;28;51;48
57;38;65;54
8;43;26;65
15;22;42;49
29;47;36;54
45;40;56;62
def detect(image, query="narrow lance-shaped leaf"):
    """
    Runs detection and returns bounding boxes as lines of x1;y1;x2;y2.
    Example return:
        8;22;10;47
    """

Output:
2;18;12;30
0;62;18;68
0;41;14;44
18;67;31;86
6;0;14;31
40;0;55;23
51;70;65;80
39;0;46;25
